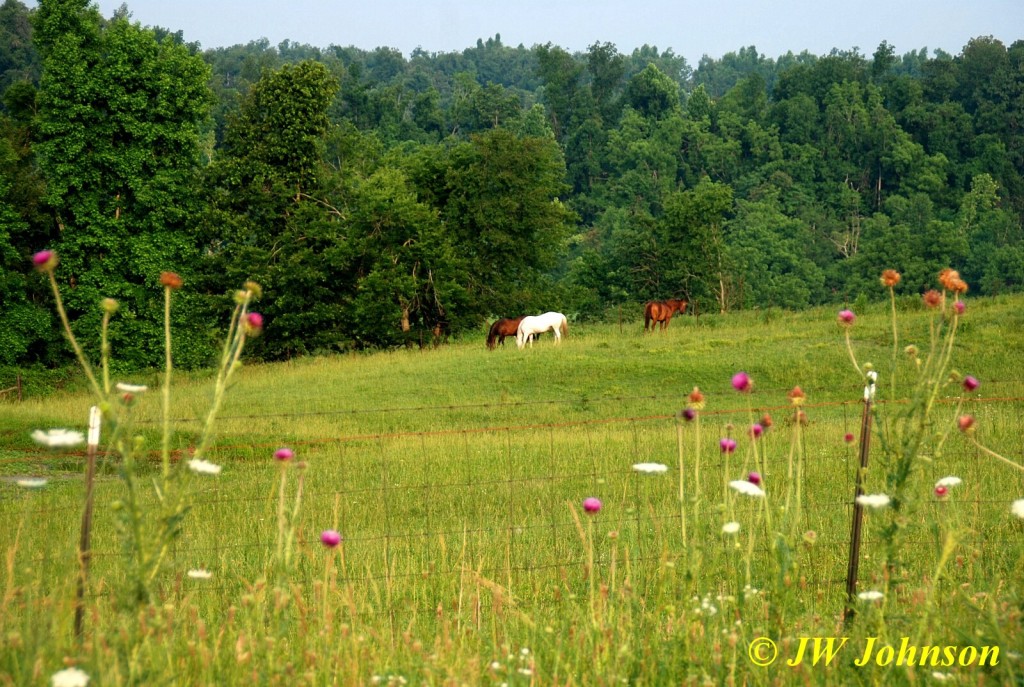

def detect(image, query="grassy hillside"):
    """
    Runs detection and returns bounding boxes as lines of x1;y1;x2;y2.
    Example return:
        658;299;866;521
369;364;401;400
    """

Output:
1;294;1023;685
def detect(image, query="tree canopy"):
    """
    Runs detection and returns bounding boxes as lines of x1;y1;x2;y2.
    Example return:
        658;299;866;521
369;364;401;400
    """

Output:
1;0;1021;370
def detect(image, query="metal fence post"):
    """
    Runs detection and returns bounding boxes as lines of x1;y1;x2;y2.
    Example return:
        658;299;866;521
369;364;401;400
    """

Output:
843;374;876;626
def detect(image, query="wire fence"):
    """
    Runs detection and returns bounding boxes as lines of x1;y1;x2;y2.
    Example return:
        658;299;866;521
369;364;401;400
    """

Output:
3;393;1023;622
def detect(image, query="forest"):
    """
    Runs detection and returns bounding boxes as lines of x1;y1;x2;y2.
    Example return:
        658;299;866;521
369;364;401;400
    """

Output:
1;0;1022;370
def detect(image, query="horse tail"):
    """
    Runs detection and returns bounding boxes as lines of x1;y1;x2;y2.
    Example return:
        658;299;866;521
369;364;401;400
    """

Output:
560;317;568;337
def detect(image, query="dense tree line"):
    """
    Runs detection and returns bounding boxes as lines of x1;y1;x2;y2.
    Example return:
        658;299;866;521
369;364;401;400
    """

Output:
0;0;1021;371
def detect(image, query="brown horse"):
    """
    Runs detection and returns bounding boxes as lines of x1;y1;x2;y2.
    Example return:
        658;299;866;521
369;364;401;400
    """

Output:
644;299;687;332
487;316;527;350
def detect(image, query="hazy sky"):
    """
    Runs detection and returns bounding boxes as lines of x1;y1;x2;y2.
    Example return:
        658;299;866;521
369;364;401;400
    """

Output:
72;0;1024;63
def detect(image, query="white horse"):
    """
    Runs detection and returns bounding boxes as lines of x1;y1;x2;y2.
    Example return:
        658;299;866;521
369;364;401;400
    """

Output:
516;312;569;349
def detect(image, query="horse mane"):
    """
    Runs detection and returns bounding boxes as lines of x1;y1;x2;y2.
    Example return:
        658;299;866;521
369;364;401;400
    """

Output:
486;320;501;348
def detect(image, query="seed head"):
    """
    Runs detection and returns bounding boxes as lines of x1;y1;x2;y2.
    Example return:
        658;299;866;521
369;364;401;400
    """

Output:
880;269;901;288
160;272;183;289
688;387;705;409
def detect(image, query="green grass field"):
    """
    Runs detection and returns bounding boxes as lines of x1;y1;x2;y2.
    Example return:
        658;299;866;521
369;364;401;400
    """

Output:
2;295;1023;686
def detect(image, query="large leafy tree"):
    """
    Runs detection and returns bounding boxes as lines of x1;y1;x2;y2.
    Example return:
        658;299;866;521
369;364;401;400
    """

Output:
440;127;574;315
200;60;343;358
32;0;212;367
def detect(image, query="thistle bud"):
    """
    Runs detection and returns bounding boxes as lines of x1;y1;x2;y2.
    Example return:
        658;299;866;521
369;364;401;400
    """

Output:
32;250;58;272
243;281;263;299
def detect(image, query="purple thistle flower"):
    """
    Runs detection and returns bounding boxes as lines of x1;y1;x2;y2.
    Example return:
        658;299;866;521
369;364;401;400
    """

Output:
750;423;763;439
719;438;737;453
837;309;855;325
681;408;696;422
274;447;294;461
747;471;762;486
844;432;855;444
954;300;966;315
962;375;979;392
583;497;602;514
731;372;751;393
320;530;342;547
32;250;57;272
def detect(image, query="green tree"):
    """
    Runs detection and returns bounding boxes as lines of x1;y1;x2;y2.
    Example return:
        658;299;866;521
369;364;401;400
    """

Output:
33;0;213;367
659;180;734;312
201;60;343;358
439;127;574;315
624;63;680;120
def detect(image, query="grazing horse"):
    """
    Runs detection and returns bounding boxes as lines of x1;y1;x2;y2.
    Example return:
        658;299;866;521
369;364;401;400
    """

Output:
486;316;527;350
644;299;687;332
516;312;569;349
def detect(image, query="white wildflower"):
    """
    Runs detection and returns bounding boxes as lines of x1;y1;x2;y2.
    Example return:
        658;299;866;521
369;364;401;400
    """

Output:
857;590;884;602
721;521;741;535
935;476;962;488
31;429;84;448
115;383;148;393
856;493;891;509
51;667;89;687
187;459;222;475
187;569;213;580
729;480;765;498
16;478;47;488
1012;499;1024;520
931;672;952;681
632;462;669;474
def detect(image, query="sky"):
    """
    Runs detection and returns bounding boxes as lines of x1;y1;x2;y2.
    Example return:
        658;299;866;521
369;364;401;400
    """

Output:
62;0;1024;64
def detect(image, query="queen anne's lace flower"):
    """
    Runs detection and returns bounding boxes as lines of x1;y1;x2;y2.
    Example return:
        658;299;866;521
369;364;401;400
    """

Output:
187;459;222;475
856;494;891;509
729;480;765;498
115;383;148;393
632;462;668;474
32;429;84;448
51;667;89;687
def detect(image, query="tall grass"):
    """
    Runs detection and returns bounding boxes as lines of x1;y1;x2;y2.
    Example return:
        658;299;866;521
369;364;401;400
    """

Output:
2;293;1023;685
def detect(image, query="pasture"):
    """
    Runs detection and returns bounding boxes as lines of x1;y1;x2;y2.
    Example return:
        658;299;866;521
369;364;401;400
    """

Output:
2;295;1024;686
